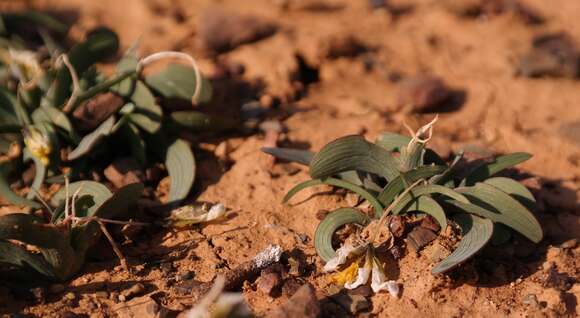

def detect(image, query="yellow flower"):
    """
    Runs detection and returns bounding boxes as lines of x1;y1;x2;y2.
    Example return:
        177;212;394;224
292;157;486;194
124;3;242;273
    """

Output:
23;126;51;165
331;260;360;286
325;244;400;297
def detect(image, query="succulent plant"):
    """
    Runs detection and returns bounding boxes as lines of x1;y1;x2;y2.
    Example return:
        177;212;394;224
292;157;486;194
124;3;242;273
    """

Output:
0;11;239;209
0;181;143;282
263;118;543;274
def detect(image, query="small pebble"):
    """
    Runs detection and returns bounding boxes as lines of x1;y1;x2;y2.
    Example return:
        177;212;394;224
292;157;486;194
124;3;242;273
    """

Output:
121;283;146;300
522;294;539;307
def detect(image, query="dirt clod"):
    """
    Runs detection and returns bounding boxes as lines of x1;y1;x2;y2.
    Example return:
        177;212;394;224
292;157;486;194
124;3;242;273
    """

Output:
73;92;124;132
397;75;452;113
104;157;145;189
257;271;282;296
113;296;160;318
198;7;276;54
517;33;579;78
120;283;146;301
266;283;320;318
407;227;438;252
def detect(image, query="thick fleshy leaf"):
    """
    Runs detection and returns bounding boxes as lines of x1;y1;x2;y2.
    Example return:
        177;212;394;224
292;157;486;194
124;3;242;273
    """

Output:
0;87;20;127
26;153;46;200
283;177;384;218
145;63;212;104
31;105;76;138
451;183;542;243
315;208;370;261
72;183;143;267
1;11;68;34
463;152;532;186
490;223;512;246
392;184;469;215
483;177;536;211
0;213;66;248
432;213;493;274
48;28;119;107
169;111;238;132
166;139;195;203
430;152;463;186
401;196;447;230
67;116;115;160
309;135;399;182
121;123;146;166
50;180;112;222
377;166;447;206
0;241;56;280
375;132;411;152
261;147;313;165
113;79;163;134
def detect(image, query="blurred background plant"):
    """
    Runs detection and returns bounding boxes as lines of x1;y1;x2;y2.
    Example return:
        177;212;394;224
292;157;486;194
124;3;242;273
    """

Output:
0;10;242;284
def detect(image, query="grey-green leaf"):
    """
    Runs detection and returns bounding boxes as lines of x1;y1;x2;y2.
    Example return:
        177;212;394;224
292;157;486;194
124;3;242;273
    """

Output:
315;208;371;261
377;165;447;206
432;213;493;274
0;169;41;208
31;105;76;138
453;182;542;243
166;139;196;203
310;135;399;182
169;111;238;132
145;63;212;104
67;116;115;160
261;147;313;166
283;177;384;218
463;152;532;186
392;184;469;215
50;181;112;222
401;196;447;230
483;177;536;211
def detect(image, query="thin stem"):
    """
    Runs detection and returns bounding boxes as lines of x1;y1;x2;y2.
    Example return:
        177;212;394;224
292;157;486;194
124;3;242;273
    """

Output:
138;51;202;103
60;54;80;113
97;220;128;271
370;178;424;244
68;70;136;113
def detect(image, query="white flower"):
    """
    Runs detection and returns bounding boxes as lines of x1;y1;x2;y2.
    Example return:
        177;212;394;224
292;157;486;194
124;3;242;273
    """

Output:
327;244;400;297
169;203;226;227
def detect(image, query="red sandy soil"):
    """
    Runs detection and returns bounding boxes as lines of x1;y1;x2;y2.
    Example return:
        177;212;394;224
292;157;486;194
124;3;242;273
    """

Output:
0;0;579;317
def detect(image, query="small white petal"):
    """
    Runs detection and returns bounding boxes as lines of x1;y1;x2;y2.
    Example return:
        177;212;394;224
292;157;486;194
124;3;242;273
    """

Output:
206;203;226;221
344;266;371;289
323;244;364;272
370;259;399;297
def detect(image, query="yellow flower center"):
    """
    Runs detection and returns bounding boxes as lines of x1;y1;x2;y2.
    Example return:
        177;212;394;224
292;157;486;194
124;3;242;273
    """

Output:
330;260;359;286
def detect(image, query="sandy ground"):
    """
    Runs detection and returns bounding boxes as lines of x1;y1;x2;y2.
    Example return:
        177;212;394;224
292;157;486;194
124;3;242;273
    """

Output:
1;0;579;317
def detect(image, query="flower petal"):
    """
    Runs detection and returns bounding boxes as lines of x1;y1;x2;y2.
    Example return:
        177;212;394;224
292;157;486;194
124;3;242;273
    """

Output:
206;203;226;221
370;259;400;297
323;243;364;272
344;265;371;289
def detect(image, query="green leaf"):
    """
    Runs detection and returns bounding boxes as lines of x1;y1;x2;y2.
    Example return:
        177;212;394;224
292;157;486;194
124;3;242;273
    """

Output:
401;196;447;230
0;169;41;208
166;139;196;203
451;182;542;243
315;208;370;261
0;241;56;280
377;165;447;206
31;105;76;138
432;213;493;274
0;214;66;248
261;147;313;165
145;63;212;104
67;116;115;160
283;177;384;218
392;184;469;215
309;135;399;182
375;132;411;151
72;183;144;254
483;177;536;211
0;88;21;127
169;111;238;132
48;27;119;107
1;11;68;34
463;152;532;186
490;223;512;246
50;180;112;222
25;153;46;200
430;151;463;186
121;123;146;166
118;81;162;134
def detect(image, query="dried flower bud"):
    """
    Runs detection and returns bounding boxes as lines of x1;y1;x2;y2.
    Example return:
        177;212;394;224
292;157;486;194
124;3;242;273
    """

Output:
23;126;52;165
